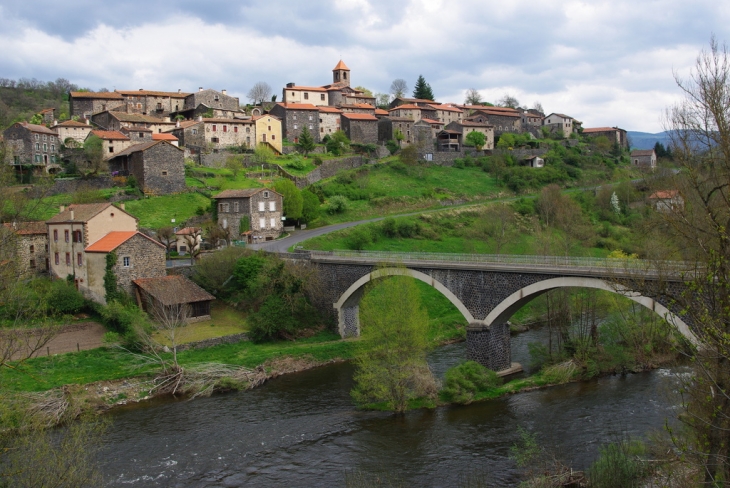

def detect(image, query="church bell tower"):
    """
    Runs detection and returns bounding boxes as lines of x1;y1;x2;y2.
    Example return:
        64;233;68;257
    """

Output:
332;60;350;87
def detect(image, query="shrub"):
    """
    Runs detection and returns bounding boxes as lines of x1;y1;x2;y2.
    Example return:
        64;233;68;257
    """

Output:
325;195;349;214
96;301;149;345
385;140;399;155
285;156;306;170
313;156;323;166
380;217;397;238
46;281;86;315
588;439;647;488
247;295;298;342
348;226;373;250
440;361;500;404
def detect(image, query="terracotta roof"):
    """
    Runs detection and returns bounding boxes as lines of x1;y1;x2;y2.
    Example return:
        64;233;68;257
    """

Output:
202;118;253;124
3;221;47;235
111;140;181;158
583;127;622;133
108;112;171;124
396;98;440;105
375;109;389;115
286;85;328;92
318;106;343;113
47;203;134;224
469;108;520;119
116;90;190;98
16;123;57;135
54;120;90;128
39;108;55;114
90;130;129;141
175;227;200;236
121;126;152;133
389;104;421;111
213;188;280;199
134;275;214;306
431;104;462;113
70;91;123;100
84;231;138;252
460;121;493;127
275;103;319;111
631;149;655;156
341;103;375;109
341;113;378;121
332;60;350;71
152;133;179;141
172;120;201;130
421;118;443;125
649;190;680;199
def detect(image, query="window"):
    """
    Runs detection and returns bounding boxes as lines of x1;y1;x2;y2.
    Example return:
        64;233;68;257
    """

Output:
309;124;313;130
308;115;313;121
30;259;35;269
43;135;47;141
268;126;271;131
293;115;297;121
109;147;114;153
293;124;297;130
45;244;48;252
263;191;269;198
212;125;217;132
234;126;238;133
35;155;41;163
270;218;276;228
259;218;266;229
73;230;82;243
138;132;144;138
211;137;219;143
77;253;83;266
258;202;265;211
223;125;228;132
321;94;325;101
269;201;276;211
233;202;239;212
214;95;219;101
304;93;309;100
65;253;70;266
179;246;187;253
246;127;250;133
161;170;168;176
291;92;295;97
271;135;275;140
157;103;162;110
262;134;267;142
54;252;59;265
53;230;58;242
35;134;39;140
64;230;69;242
29;244;35;254
222;203;230;212
246;136;250;144
35;143;40;150
192;129;198;135
51;144;55;151
123;256;130;267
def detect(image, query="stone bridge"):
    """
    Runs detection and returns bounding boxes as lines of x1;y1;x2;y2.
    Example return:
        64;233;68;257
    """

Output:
285;250;695;374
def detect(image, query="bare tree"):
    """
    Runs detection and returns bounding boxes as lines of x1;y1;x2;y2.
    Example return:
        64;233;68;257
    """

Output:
374;92;390;109
247;81;272;106
532;101;545;114
156;226;175;259
464;88;483;105
389;79;408;99
183;228;202;265
497;94;520;109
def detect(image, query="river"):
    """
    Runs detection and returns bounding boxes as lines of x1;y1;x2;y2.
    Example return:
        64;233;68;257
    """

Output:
99;328;684;487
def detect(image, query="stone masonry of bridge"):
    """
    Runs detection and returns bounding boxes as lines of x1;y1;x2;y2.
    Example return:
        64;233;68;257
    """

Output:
286;250;693;373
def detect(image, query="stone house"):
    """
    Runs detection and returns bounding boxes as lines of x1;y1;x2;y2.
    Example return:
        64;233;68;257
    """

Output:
2;221;49;277
85;231;166;304
374;108;389;119
387;104;425;121
269;103;320;143
85;130;132;160
318;107;343;137
341;93;376;106
339;103;376;115
648;190;683;213
465;107;521;136
39;108;56;125
630;149;657;170
91;111;175;134
115;89;190;117
253;114;283;154
173;227;201;255
152;133;179;147
120;126;154;144
340;113;378;144
520;110;544;129
282;84;330;107
378;117;415;145
168;120;205;150
134;275;215;323
52;119;92;146
47;203;138;289
430;104;463;125
418;118;444;139
173;88;242;120
108;141;185;195
436;130;462;151
582;127;629;150
213;188;283;243
3;122;61;172
281;60;372;109
168;117;261;153
445;121;495;150
389;98;441;109
69;91;125;119
543;113;577;136
523;155;545;168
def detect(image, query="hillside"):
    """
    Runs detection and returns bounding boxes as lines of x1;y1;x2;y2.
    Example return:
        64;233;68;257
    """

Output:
0;78;79;129
627;130;672;150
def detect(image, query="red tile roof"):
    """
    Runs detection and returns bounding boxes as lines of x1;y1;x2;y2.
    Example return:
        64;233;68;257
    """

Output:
90;130;129;141
583;127;621;133
375;109;389;115
152;133;179;141
70;91;123;100
332;60;350;71
318;106;343;113
421;118;443;125
54;120;90;128
175;227;200;236
389;104;422;111
111;140;181;158
47;203;134;224
286;85;328;92
86;231;164;253
431;104;462;113
649;190;680;199
3;221;47;235
17;123;57;135
213;188;281;199
341;113;378;121
276;103;319;111
116;90;190;98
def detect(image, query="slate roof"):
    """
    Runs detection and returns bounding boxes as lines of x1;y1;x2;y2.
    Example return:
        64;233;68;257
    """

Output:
111;140;180;158
47;203;134;224
15;123;57;135
134;275;215;306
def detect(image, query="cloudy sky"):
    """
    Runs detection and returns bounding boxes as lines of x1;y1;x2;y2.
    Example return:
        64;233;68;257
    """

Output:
1;0;728;132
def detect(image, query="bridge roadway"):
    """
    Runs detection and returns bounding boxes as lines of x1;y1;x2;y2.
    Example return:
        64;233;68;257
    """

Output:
285;249;694;373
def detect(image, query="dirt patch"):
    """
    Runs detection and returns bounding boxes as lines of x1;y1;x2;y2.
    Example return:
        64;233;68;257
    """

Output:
21;322;107;359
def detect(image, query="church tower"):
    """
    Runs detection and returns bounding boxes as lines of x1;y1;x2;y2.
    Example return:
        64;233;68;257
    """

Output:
332;60;350;87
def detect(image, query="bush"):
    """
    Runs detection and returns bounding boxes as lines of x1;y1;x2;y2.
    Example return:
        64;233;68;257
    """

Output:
247;295;299;342
96;301;149;345
313;156;323;166
325;195;349;214
440;361;500;404
385;140;399;155
588;439;647;488
348;226;373;250
285;156;306;170
47;281;86;315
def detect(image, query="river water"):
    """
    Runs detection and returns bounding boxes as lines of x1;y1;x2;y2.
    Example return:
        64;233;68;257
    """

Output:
100;328;684;487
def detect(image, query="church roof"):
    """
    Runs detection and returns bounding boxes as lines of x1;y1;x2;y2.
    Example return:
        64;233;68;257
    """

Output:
332;60;350;71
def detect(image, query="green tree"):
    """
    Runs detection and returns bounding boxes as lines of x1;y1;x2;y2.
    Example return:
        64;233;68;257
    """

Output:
82;135;104;176
274;178;303;221
354;86;373;97
465;130;486;150
295;126;316;156
464;88;483;105
412;75;434;101
301;189;321;223
351;271;436;413
29;113;43;125
225;155;244;178
325;130;350;156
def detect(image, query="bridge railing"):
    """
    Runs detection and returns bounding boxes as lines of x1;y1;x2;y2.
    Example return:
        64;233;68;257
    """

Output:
307;249;692;275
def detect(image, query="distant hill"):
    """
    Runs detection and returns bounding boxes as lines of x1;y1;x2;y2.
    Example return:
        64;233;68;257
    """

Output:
627;131;672;150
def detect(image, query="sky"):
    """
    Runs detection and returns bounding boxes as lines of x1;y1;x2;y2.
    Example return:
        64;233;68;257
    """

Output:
1;0;728;133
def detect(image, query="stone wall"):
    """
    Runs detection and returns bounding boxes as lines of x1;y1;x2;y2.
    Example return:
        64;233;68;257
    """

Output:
341;118;377;144
134;143;186;195
45;175;115;196
290;155;370;188
176;332;249;351
114;234;166;296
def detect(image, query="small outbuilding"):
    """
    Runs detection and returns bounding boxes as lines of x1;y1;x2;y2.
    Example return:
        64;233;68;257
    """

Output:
134;275;215;323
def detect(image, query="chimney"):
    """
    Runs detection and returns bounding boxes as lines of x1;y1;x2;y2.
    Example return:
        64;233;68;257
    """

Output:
59;205;65;213
199;87;203;92
70;210;75;220
178;88;181;94
86;118;90;125
119;203;125;211
222;89;227;95
176;120;180;128
286;82;295;88
196;115;203;122
139;88;144;91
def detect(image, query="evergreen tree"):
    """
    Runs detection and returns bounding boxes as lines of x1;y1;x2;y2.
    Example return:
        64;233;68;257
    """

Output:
412;75;434;101
295;126;316;156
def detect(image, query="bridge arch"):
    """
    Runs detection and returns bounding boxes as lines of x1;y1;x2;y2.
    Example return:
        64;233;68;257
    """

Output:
334;267;474;337
483;276;698;345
